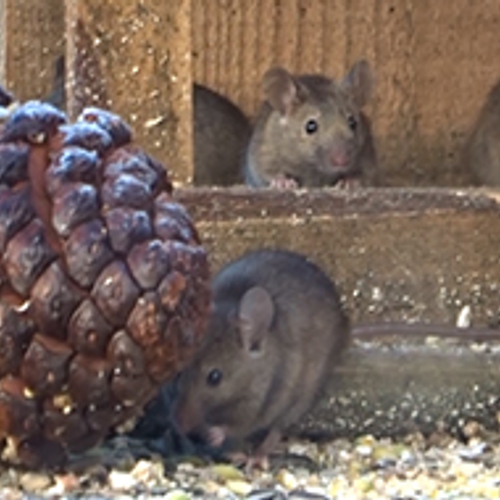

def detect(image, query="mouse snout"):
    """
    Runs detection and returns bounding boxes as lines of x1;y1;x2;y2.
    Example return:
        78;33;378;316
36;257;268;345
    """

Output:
330;148;350;167
328;142;353;168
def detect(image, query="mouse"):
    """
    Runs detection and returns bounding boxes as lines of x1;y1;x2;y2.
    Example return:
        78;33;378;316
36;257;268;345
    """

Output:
461;79;500;186
244;60;378;189
193;84;251;186
173;249;350;468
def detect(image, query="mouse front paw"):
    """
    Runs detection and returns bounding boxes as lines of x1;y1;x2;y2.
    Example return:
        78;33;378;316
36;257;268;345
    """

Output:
206;425;227;448
224;450;270;473
268;174;299;189
334;176;362;190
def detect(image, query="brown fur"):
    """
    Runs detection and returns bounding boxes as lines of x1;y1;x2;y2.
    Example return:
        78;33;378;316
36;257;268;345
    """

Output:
193;84;251;186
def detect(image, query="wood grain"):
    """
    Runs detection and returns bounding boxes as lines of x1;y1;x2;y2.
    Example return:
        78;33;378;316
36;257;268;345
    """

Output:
0;0;64;100
65;0;194;183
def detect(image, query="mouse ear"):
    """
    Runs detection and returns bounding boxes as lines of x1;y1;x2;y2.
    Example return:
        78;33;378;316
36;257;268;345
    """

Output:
262;67;299;115
341;59;374;108
238;286;274;353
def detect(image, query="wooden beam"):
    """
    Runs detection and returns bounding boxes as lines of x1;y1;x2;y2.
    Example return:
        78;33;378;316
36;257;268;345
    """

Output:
176;187;500;326
65;0;194;184
294;338;500;439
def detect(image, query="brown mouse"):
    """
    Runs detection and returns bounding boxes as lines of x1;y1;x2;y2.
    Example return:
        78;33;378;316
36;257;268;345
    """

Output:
461;79;500;186
244;60;378;189
193;84;251;186
173;249;350;467
173;248;500;468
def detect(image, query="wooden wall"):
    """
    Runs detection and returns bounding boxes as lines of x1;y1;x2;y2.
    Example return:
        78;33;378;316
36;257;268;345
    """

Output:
2;0;500;187
0;0;64;101
64;0;193;183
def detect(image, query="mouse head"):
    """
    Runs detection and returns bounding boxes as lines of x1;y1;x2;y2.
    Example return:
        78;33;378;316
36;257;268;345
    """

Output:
174;286;276;447
261;60;374;185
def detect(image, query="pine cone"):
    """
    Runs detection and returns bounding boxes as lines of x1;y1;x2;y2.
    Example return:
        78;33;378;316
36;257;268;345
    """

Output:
0;101;210;468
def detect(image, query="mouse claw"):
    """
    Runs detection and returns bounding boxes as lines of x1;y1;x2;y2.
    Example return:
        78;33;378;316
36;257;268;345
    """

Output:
335;176;362;190
268;175;298;190
242;427;281;472
226;451;270;473
245;454;270;473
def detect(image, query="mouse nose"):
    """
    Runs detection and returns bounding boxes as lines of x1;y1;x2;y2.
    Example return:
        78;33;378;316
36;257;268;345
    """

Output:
329;147;351;167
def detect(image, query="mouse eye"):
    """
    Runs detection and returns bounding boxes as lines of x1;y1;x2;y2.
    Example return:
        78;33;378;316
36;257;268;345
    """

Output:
304;119;318;135
206;368;223;387
347;115;357;131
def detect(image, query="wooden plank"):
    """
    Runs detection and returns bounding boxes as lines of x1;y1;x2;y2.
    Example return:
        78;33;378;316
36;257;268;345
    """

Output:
176;187;500;326
0;1;4;84
192;0;258;116
225;0;245;103
295;339;500;439
296;0;325;72
411;0;500;186
0;0;64;100
322;0;347;76
65;0;193;184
